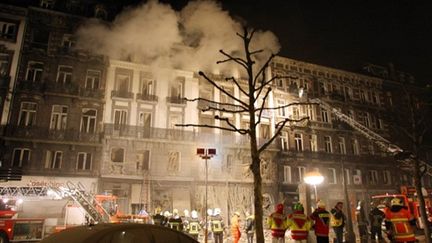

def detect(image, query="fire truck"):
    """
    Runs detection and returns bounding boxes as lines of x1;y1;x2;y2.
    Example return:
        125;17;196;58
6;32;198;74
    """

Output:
371;186;432;229
0;181;148;242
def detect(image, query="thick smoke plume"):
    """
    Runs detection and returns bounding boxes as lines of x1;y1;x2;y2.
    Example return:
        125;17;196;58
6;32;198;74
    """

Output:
76;0;280;77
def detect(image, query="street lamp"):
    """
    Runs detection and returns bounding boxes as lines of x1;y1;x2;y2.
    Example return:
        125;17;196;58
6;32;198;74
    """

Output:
304;171;324;201
197;148;216;243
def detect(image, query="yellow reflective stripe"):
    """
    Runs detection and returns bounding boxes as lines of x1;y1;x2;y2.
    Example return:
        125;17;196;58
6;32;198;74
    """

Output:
389;218;408;222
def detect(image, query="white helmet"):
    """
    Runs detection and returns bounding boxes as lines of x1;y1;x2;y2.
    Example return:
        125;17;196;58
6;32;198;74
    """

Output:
214;208;221;216
163;211;171;217
207;208;213;216
191;210;198;219
184;209;190;217
173;209;179;216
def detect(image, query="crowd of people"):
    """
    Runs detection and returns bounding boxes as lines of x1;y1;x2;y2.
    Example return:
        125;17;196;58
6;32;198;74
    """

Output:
146;197;416;243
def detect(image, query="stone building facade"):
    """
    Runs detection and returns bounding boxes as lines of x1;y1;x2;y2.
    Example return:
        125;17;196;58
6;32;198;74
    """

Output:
0;1;431;224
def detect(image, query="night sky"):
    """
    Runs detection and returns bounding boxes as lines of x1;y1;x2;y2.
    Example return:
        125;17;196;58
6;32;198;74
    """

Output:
153;0;432;85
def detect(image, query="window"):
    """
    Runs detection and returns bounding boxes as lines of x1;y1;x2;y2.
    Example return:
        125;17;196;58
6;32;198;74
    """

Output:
141;77;155;96
327;168;337;184
61;34;76;51
114;109;127;130
309;134;318;152
368;170;378;185
260;124;270;139
168;113;182;129
111;148;124;163
344;169;351;185
0;21;17;40
138;112;151;128
338;137;346;154
50;105;68;130
81;109;97;133
352;139;360;155
116;74;130;93
321;108;329;123
170;77;184;99
294;133;303;151
324;136;332;153
283;166;291;184
297;166;305;183
12;148;31;167
18;102;37;126
291;107;299;119
280;131;289;151
353;169;362;185
56;66;73;84
136;150;150;171
85;70;100;89
277;100;286;117
307;105;315;120
45;150;62;169
26;62;43;82
383;170;391;185
77;152;92;170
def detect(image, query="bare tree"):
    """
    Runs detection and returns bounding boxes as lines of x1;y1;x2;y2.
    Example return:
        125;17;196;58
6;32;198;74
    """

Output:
178;27;311;242
392;83;432;243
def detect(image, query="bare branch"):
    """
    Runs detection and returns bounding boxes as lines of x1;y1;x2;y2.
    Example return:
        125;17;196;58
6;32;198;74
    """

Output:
199;71;248;107
258;102;319;112
217;50;248;70
255;88;272;126
225;76;248;97
184;97;247;113
253;53;275;87
250;49;264;56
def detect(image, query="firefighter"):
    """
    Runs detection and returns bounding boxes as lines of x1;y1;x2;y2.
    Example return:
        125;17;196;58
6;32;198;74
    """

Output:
286;202;312;243
369;201;385;242
355;200;369;243
244;211;255;243
152;207;167;226
182;209;190;233
384;198;416;243
267;203;288;243
211;208;224;243
231;211;241;243
309;200;331;243
168;209;183;231
187;210;201;240
330;201;346;243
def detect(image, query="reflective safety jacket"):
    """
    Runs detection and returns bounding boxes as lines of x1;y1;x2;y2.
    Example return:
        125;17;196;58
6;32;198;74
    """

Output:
188;218;201;235
211;215;224;233
309;208;330;237
286;212;312;240
168;217;183;231
385;207;416;242
267;212;287;238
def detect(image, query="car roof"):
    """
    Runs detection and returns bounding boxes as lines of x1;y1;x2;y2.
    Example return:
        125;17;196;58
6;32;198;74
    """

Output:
40;223;199;243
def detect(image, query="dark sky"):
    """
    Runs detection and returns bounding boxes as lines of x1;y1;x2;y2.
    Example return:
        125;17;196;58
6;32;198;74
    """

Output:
157;0;432;84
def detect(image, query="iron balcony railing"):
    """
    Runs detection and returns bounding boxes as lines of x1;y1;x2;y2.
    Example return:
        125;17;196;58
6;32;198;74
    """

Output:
79;87;105;99
136;93;158;102
166;96;187;105
44;81;79;95
3;125;102;143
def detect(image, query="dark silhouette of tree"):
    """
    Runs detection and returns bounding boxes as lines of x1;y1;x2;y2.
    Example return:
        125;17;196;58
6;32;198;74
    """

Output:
178;27;312;243
390;83;432;243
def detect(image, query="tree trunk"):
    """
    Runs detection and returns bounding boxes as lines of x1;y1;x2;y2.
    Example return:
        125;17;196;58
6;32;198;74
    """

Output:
414;159;431;243
252;156;264;243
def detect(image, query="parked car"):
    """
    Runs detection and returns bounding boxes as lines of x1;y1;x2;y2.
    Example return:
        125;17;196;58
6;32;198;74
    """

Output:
40;223;199;243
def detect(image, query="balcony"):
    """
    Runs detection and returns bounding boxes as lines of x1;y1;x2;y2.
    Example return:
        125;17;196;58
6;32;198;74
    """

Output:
136;93;158;102
3;125;102;143
111;90;134;99
44;81;79;96
166;96;187;105
79;87;105;99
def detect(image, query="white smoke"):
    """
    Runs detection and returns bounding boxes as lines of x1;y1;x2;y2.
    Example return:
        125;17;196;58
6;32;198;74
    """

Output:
76;0;280;77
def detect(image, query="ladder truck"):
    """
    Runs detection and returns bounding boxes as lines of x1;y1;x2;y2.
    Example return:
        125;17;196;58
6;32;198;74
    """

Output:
311;98;432;228
0;181;118;242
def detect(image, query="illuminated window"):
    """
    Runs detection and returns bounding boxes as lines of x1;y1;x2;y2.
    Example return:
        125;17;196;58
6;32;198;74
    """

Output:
309;134;318;152
352;139;360;155
324;136;332;153
283;166;291;184
294;133;303;151
338;137;346;154
280;131;289;151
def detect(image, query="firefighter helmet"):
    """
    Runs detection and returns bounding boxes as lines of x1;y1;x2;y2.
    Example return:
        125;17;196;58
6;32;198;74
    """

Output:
317;200;326;209
173;208;179;216
234;211;240;216
391;198;403;207
214;208;221;216
207;208;213;216
191;210;198;219
155;207;162;214
293;203;304;212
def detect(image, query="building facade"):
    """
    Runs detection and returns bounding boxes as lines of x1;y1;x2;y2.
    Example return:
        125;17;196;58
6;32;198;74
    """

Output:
0;1;431;225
